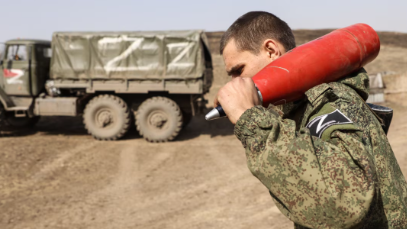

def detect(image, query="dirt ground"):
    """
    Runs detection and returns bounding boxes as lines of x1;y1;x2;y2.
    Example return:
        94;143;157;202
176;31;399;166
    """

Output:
1;104;407;229
0;115;297;229
1;31;407;229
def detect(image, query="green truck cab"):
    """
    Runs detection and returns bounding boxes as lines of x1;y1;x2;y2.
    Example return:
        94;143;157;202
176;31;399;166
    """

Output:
0;31;213;142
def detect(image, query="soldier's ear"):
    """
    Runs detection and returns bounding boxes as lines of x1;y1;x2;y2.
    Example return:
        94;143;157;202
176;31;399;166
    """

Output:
263;39;281;61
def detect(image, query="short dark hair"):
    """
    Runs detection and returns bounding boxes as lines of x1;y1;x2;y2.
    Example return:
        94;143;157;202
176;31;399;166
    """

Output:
220;11;296;55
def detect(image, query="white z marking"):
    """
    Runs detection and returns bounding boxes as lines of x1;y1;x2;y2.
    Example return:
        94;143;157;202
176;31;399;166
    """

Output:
4;69;24;84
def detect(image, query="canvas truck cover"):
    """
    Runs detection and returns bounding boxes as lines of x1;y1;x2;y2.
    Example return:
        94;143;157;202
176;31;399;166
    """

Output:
50;30;210;80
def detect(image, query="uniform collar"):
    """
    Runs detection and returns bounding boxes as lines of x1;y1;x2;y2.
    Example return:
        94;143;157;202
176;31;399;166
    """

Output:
305;83;331;106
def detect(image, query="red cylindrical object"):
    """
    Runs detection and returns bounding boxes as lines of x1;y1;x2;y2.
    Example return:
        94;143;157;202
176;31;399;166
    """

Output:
253;23;380;106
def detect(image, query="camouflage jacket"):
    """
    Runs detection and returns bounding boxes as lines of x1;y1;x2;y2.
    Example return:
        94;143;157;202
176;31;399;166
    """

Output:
234;69;407;228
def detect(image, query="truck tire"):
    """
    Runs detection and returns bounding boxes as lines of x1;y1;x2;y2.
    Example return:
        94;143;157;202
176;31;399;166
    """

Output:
83;95;131;141
0;104;6;128
0;103;39;129
136;97;183;142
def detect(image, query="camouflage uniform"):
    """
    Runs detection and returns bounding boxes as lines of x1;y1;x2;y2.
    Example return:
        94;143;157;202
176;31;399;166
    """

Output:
234;69;407;228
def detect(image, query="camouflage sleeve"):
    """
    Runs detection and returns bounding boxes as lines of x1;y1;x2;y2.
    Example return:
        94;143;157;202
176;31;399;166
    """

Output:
234;106;376;228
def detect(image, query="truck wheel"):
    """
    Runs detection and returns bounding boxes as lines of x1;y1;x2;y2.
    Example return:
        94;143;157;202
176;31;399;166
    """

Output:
136;97;183;142
0;104;39;130
0;104;6;128
83;95;130;141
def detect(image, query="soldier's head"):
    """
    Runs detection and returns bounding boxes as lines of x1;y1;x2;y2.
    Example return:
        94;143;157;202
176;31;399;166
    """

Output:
220;11;295;78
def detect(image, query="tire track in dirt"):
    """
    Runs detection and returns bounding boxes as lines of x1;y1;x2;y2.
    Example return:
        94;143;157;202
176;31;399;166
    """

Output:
30;141;99;182
106;140;272;229
12;142;177;229
13;138;261;229
0;141;101;198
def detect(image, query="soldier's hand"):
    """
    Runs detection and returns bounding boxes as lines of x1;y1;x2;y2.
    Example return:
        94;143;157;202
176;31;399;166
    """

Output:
214;77;261;124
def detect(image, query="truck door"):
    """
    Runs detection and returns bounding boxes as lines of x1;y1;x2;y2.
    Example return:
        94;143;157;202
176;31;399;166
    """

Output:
1;44;32;96
32;45;51;96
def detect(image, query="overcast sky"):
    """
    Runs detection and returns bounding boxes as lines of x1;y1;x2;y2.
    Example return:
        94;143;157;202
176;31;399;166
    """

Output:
1;0;406;42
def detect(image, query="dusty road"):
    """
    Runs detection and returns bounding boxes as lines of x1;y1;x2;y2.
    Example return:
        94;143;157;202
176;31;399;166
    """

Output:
0;114;294;229
1;102;407;229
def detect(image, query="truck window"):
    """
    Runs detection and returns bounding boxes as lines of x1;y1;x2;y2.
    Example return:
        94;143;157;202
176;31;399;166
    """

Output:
7;45;27;61
35;46;52;60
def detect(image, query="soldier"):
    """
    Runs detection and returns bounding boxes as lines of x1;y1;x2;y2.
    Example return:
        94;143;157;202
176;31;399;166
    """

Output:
215;11;407;228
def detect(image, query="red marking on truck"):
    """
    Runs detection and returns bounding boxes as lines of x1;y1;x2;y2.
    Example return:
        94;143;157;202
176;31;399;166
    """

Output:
3;69;24;84
3;69;20;78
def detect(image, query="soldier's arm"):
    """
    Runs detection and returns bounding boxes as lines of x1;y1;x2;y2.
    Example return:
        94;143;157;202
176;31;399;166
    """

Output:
235;105;376;228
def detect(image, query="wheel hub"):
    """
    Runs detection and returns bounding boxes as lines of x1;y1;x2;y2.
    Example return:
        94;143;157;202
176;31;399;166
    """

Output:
148;111;168;129
96;110;113;127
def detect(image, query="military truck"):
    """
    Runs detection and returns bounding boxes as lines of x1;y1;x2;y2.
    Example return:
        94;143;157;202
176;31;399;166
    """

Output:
0;31;213;142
